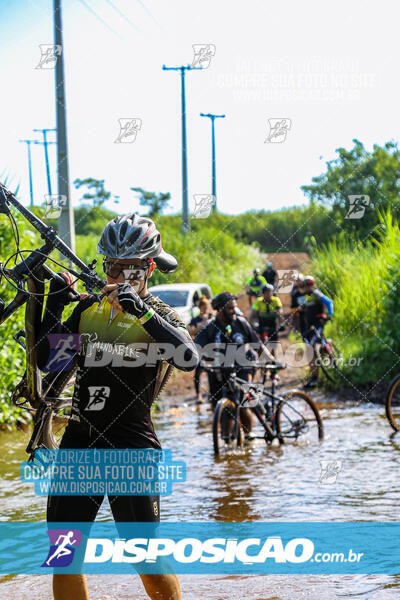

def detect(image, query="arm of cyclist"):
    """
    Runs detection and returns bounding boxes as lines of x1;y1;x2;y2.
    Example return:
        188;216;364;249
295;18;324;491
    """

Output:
35;273;94;370
314;289;334;317
107;283;199;372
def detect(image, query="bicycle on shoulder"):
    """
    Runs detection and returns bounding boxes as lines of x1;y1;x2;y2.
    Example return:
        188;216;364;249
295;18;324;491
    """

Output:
0;183;109;456
201;361;324;456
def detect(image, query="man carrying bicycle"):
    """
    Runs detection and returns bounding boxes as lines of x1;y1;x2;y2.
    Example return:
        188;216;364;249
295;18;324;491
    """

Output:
290;275;333;388
249;284;284;353
194;291;275;439
36;213;199;600
244;268;267;309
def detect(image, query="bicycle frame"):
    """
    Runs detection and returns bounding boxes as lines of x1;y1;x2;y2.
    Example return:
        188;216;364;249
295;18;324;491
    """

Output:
210;366;280;444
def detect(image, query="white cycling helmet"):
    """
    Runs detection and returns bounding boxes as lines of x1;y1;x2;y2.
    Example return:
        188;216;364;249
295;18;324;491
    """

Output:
98;213;177;273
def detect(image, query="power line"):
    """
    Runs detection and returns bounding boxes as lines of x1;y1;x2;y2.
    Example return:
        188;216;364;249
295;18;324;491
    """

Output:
103;0;141;32
136;0;161;28
76;0;122;38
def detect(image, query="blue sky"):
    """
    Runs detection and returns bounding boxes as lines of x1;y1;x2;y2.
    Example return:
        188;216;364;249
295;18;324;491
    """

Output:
0;0;398;216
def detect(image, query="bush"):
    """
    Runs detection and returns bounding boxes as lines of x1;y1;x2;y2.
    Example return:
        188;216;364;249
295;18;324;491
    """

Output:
311;210;400;385
0;209;42;429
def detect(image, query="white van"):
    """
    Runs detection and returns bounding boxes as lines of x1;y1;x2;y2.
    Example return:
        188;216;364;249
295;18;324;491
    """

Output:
148;283;213;325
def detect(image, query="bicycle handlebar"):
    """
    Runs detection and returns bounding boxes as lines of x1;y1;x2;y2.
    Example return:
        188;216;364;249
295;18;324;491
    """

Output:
0;183;108;323
200;361;285;371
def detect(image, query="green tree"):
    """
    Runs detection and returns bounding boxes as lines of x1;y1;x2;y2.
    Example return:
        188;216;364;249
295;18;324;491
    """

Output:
131;187;171;217
74;177;117;207
301;139;400;239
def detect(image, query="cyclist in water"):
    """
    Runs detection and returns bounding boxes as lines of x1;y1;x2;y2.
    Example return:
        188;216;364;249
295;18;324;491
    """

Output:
249;284;284;355
290;275;333;388
195;291;275;439
36;213;199;600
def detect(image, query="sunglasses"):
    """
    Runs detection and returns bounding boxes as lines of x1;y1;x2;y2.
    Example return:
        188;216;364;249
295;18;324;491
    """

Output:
102;259;151;280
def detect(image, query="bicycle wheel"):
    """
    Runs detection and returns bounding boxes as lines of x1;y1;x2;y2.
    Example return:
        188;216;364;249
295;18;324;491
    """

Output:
212;398;242;455
39;368;76;449
41;401;72;449
315;340;343;382
276;390;323;443
385;374;400;432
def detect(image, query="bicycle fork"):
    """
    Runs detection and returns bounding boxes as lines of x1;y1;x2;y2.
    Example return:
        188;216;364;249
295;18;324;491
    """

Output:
252;403;283;445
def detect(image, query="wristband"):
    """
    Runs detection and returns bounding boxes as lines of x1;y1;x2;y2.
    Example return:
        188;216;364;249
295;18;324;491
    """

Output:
138;308;155;324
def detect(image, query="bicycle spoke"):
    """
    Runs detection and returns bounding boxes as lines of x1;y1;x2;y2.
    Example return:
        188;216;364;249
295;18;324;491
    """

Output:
277;393;323;443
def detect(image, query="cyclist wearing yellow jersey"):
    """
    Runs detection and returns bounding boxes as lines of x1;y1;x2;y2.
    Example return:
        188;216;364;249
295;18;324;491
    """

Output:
249;284;284;346
245;268;267;308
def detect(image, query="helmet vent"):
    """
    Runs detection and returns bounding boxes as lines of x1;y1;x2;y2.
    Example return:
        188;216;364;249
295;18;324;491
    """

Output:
108;227;116;245
120;222;128;239
128;229;141;245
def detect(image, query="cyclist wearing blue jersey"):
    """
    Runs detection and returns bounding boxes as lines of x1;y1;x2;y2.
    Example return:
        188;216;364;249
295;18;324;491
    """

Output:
290;275;334;387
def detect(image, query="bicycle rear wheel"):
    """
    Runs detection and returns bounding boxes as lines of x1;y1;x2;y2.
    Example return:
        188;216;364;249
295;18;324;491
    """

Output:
315;340;342;382
385;374;400;432
212;398;242;455
276;390;323;443
41;402;72;449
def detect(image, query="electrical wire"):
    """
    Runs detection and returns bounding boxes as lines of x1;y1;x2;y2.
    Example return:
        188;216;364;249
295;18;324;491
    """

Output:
76;0;122;38
103;0;141;32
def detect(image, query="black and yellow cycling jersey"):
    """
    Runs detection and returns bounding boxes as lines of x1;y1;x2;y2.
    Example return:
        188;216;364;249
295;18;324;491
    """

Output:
251;295;282;324
37;290;198;449
245;275;267;295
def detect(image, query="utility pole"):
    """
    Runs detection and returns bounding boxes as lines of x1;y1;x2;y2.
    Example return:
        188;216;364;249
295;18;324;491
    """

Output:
162;64;202;234
54;0;75;251
200;113;225;213
19;139;35;206
33;128;56;196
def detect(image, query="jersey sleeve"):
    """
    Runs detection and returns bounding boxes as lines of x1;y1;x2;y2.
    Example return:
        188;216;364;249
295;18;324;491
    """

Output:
314;290;334;316
238;316;260;345
141;295;199;372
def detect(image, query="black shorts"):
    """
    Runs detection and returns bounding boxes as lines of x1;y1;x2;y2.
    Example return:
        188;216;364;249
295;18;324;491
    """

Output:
47;428;160;523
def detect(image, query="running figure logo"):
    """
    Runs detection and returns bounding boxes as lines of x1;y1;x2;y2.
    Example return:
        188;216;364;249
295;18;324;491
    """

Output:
319;460;342;484
84;386;111;411
191;44;216;69
42;529;82;567
35;44;62;69
345;195;370;219
276;270;298;293
264;118;292;143
114;118;142;143
45;334;80;372
193;194;215;218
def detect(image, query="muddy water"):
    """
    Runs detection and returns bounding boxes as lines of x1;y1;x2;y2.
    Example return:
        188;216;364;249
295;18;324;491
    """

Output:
1;396;400;599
